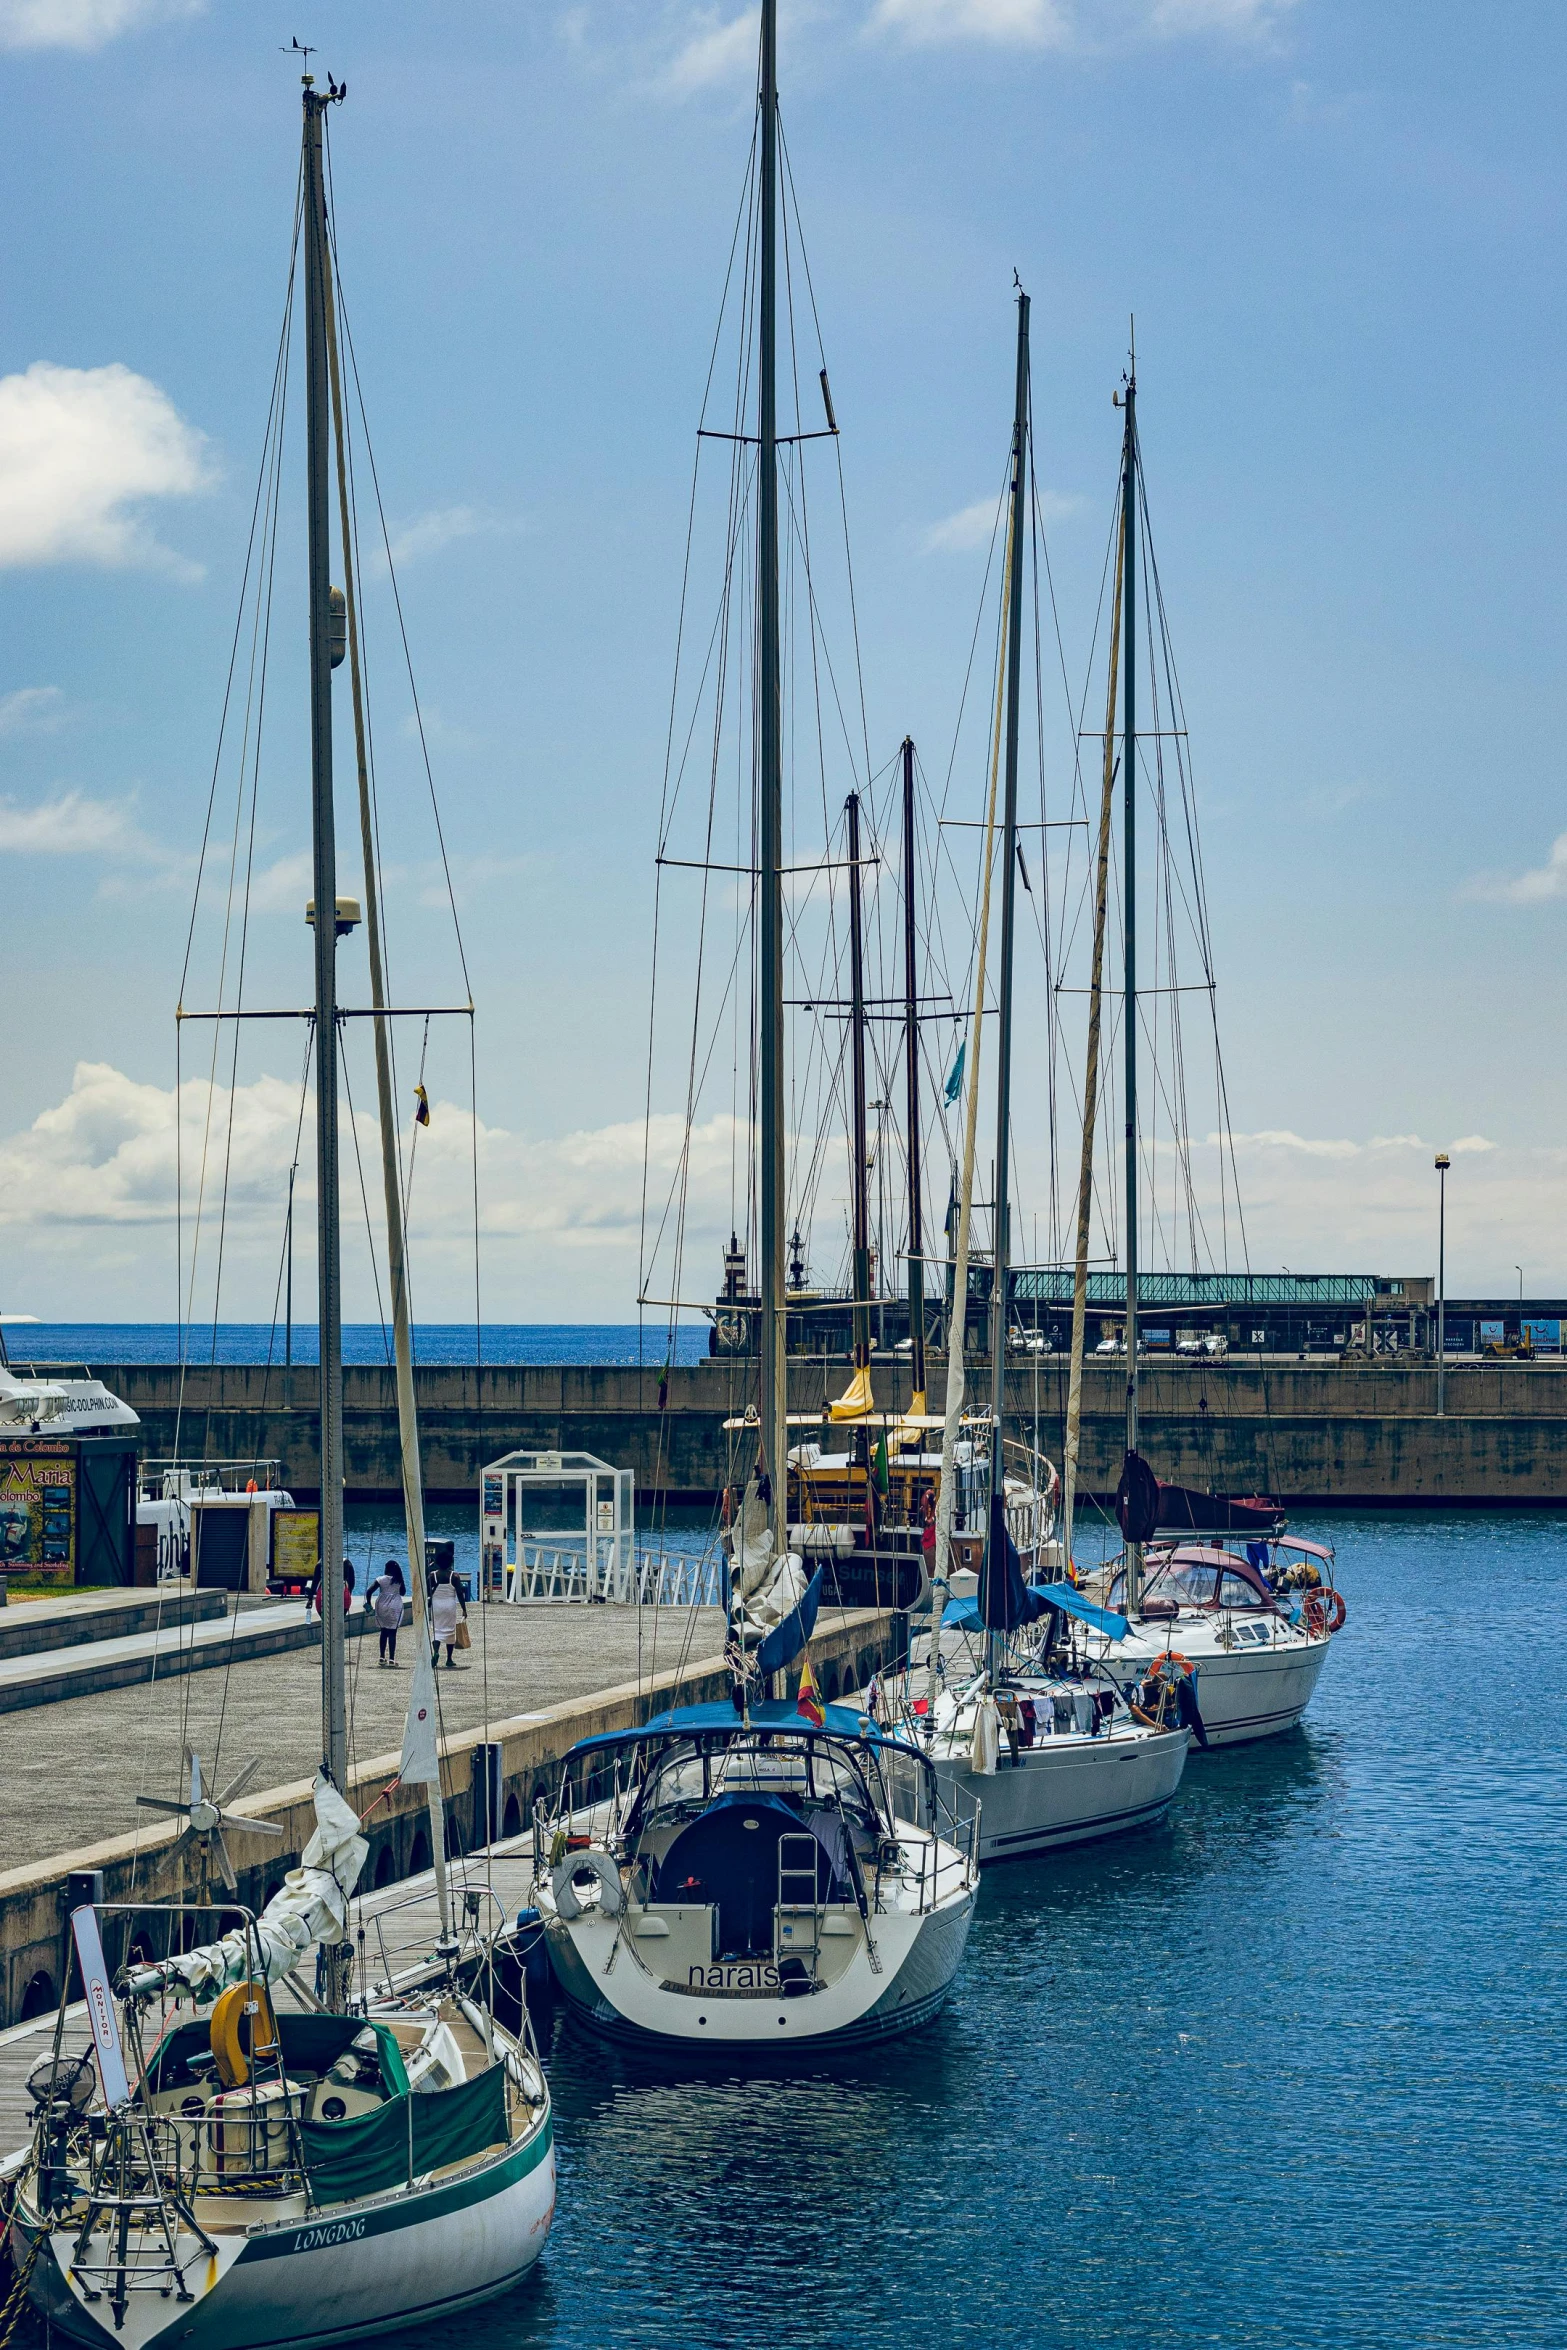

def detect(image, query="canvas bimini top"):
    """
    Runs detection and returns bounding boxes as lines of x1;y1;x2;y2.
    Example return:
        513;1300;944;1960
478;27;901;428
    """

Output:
560;1698;928;1770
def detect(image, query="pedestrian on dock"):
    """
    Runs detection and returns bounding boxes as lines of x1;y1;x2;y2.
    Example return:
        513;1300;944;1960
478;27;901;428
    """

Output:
369;1560;406;1666
310;1557;354;1618
429;1561;467;1670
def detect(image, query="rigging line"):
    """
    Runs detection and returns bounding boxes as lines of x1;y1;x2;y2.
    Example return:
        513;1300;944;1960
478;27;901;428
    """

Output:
253;1026;315;1467
177;175;303;1009
181;291;294;1443
401;1015;433;1240
340;1032;393;1365
336;301;472;1004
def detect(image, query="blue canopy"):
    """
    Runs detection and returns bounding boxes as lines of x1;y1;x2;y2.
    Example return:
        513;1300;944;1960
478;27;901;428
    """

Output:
562;1697;925;1765
754;1566;824;1676
943;1582;1129;1641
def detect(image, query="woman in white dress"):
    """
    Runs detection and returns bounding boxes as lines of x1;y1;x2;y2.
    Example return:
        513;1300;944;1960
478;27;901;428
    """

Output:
429;1562;467;1669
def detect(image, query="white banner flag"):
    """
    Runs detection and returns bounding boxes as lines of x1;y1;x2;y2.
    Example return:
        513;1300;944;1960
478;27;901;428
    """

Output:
72;1905;130;2110
399;1640;441;1786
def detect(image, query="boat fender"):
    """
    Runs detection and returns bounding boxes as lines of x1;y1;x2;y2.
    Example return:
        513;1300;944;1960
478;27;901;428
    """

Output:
552;1848;624;1923
1305;1589;1347;1636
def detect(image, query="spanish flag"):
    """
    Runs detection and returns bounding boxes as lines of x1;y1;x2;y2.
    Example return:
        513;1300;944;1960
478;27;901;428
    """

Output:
414;1084;430;1127
796;1653;825;1727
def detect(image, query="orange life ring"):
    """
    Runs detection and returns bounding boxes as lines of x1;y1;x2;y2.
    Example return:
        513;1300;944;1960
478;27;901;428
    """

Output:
1305;1589;1347;1636
1151;1649;1194;1679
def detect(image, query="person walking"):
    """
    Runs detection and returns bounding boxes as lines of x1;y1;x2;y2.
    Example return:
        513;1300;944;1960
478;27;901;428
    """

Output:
429;1561;467;1670
369;1560;406;1666
311;1557;354;1618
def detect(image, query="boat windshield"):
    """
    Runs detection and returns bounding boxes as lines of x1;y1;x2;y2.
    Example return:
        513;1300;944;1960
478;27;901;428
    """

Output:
625;1735;883;1839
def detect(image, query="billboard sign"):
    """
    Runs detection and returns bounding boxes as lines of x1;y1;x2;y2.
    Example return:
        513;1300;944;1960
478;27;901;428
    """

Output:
0;1445;75;1581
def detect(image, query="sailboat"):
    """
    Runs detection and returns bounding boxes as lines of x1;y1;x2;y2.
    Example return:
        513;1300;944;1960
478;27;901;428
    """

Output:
876;294;1189;1860
538;0;979;2055
1057;357;1346;1745
6;75;553;2344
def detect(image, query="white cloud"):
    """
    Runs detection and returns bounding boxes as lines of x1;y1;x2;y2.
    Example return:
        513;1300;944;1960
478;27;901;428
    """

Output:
0;361;212;574
874;0;1068;42
660;5;759;92
384;506;499;569
0;0;202;50
0;788;154;858
872;0;1290;44
922;487;1080;552
0;685;65;736
1467;830;1567;905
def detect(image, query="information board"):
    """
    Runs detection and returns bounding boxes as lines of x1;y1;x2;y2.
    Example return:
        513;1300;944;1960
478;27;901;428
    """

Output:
271;1508;321;1583
0;1445;76;1582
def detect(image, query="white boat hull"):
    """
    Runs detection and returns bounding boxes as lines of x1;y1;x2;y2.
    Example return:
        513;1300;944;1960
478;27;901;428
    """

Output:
1109;1627;1333;1745
934;1724;1191;1861
543;1887;974;2054
13;2118;555;2350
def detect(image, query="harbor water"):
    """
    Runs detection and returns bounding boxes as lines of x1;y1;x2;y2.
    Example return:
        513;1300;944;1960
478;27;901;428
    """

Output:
9;1510;1558;2348
432;1508;1559;2350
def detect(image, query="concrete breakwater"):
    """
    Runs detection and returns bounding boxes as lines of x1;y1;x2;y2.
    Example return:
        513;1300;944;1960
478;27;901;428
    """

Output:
0;1604;903;2032
99;1357;1567;1504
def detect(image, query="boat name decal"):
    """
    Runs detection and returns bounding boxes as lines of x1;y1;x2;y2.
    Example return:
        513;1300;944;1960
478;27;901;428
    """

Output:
687;1962;781;1991
291;2217;367;2253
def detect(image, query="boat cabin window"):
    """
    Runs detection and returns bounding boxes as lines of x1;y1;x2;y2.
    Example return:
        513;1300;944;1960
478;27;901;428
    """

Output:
1217;1568;1270;1610
1148;1559;1220;1607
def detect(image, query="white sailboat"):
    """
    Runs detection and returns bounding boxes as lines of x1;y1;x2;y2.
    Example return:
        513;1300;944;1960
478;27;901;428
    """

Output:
6;72;553;2343
880;292;1188;1862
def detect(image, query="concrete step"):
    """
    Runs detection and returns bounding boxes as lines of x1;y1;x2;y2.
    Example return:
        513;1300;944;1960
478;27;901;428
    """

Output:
0;1583;226;1663
0;1599;373;1715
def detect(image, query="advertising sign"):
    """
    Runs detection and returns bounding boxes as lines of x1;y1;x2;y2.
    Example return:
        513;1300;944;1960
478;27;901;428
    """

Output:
1479;1319;1506;1347
1521;1318;1560;1353
0;1446;76;1582
271;1508;321;1584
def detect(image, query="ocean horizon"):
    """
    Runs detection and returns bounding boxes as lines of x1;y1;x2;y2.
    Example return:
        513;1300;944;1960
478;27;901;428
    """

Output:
1;1322;710;1369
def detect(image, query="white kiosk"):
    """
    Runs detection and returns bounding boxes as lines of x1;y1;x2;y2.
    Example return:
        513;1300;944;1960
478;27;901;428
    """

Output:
480;1447;635;1603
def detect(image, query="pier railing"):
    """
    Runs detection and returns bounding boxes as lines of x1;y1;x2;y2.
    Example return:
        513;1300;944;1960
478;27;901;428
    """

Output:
498;1543;724;1608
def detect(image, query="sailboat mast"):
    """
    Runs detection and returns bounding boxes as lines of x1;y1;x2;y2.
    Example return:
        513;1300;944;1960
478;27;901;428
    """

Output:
985;289;1029;1598
319;213;455;1948
1120;360;1141;1610
901;738;927;1407
757;0;786;1550
846;792;872;1378
1060;522;1123;1570
302;78;348;1802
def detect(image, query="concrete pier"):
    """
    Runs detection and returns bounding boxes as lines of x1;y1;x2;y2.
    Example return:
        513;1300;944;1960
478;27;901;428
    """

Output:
0;1599;902;2030
94;1356;1567;1504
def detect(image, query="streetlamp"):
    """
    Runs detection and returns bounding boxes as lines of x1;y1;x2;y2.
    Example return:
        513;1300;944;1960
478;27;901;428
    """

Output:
1434;1153;1449;1416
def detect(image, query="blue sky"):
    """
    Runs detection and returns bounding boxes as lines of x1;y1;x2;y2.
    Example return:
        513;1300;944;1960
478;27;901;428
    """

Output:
0;0;1562;1320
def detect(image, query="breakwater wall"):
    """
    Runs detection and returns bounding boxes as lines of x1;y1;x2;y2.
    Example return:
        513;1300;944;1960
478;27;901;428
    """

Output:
98;1358;1567;1504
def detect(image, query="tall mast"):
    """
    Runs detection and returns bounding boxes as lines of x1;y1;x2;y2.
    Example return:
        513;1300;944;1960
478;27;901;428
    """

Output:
900;737;927;1409
984;287;1029;1660
757;0;786;1550
846;791;872;1389
302;77;347;1809
319;181;454;1948
1060;518;1123;1569
1121;354;1141;1611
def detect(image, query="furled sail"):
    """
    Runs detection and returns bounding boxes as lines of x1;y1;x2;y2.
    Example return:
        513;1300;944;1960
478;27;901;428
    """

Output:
1115;1449;1283;1541
127;1776;368;2001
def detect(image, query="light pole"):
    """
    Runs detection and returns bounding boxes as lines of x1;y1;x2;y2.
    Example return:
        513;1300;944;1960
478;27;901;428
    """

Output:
1434;1153;1449;1415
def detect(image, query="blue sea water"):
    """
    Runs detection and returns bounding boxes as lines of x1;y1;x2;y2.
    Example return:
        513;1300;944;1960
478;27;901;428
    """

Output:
431;1509;1563;2350
2;1323;709;1369
11;1510;1561;2348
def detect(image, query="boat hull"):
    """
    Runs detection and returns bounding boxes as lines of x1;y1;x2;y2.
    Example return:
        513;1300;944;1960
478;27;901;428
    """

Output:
934;1725;1190;1862
543;1892;975;2055
13;2116;555;2350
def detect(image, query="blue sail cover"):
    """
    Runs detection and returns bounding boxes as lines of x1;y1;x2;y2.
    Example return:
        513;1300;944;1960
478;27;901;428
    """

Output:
980;1492;1050;1632
943;1583;1129;1641
755;1566;825;1675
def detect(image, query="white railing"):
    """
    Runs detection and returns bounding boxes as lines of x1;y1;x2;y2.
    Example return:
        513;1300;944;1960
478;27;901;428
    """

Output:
498;1543;724;1608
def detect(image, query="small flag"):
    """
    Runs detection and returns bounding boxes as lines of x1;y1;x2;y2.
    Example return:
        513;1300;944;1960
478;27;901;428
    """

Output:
944;1041;965;1106
1016;840;1033;894
872;1433;889;1496
414;1084;430;1127
796;1653;825;1726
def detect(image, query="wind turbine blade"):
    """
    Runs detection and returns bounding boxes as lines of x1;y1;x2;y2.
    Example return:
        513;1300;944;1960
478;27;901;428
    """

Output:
169;1827;200;1863
216;1758;263;1808
213;1832;239;1894
224;1815;286;1840
135;1797;191;1817
188;1749;202;1810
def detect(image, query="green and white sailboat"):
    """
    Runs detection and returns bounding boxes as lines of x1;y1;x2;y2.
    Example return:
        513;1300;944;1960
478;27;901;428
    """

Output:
6;73;554;2346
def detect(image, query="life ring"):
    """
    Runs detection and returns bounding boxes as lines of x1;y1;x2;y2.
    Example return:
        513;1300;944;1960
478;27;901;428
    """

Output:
1151;1650;1194;1679
209;1979;278;2090
1305;1589;1347;1636
552;1847;624;1924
